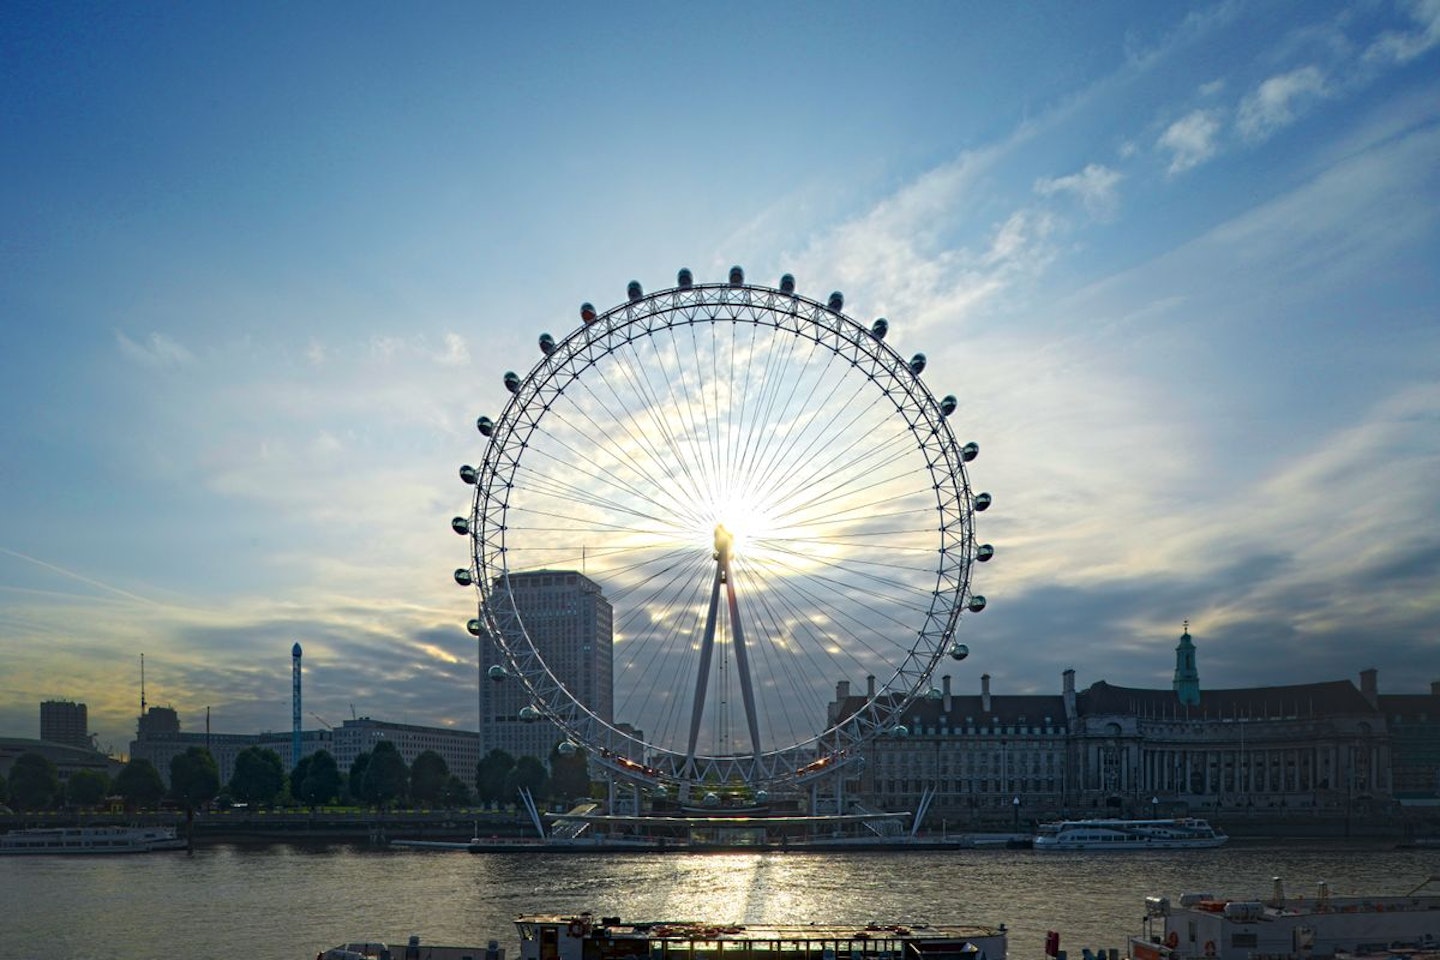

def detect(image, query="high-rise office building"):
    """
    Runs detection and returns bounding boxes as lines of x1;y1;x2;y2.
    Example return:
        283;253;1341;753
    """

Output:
480;570;613;763
40;700;90;750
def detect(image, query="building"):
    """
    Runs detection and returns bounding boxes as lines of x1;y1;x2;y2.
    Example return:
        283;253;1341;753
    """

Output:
0;737;120;789
829;627;1432;827
480;570;614;763
129;706;336;787
328;717;480;781
40;700;90;750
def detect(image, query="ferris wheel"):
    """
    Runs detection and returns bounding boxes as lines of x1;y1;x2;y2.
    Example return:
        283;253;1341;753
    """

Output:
453;267;993;796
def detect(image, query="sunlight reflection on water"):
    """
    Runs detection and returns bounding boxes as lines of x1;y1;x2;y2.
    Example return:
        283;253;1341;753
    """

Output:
3;841;1432;960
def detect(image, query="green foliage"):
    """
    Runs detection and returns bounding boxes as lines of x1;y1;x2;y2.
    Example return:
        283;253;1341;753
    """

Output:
296;749;342;807
170;747;220;812
547;744;591;803
475;748;515;808
114;758;166;809
348;751;372;803
65;769;110;808
440;774;473;808
409;750;450;805
9;752;60;810
504;755;549;801
228;746;286;806
362;740;408;808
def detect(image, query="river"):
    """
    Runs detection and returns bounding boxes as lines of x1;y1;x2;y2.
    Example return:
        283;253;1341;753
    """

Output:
3;840;1433;960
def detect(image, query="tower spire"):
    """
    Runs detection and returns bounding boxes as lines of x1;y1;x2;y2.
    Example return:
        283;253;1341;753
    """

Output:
1173;621;1200;706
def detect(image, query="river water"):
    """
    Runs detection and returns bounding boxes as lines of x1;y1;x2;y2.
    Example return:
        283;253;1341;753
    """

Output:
3;840;1434;960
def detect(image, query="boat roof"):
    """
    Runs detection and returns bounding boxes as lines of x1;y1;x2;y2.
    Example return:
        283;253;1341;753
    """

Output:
515;918;1004;941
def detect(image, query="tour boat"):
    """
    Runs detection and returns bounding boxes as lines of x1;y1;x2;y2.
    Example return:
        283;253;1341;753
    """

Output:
0;824;187;854
1128;877;1440;960
1031;817;1226;850
318;913;1007;960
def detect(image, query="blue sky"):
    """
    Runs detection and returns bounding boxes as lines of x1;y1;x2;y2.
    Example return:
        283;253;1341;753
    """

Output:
2;1;1437;758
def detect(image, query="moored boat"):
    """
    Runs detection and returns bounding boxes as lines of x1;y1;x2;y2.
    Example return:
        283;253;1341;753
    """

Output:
0;824;186;854
1128;877;1440;960
1033;818;1226;851
318;912;1007;960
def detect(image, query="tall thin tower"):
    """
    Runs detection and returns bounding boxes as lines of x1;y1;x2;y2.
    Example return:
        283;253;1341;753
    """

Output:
291;642;303;767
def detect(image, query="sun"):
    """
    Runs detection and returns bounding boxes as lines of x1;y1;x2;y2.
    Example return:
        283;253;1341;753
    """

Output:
701;492;780;557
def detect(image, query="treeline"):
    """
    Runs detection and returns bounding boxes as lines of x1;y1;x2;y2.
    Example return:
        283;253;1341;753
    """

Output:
0;742;591;813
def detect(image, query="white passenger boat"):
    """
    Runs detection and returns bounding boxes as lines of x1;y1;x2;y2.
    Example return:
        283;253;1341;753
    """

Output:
1032;817;1226;850
1128;877;1440;960
0;824;187;854
318;912;1007;960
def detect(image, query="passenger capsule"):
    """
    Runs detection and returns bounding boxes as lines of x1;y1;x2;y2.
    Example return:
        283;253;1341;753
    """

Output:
465;619;482;637
940;395;957;417
503;371;521;394
968;595;987;612
459;465;479;484
926;686;943;701
677;268;694;288
539;333;555;356
961;441;979;462
974;491;992;511
627;280;643;301
729;265;745;286
909;353;927;375
891;724;909;738
580;302;597;324
451;516;470;535
977;544;995;562
871;317;888;340
779;273;796;294
949;642;970;661
827;291;844;312
557;741;577;756
476;416;494;436
702;791;720;807
518;706;540;722
453;568;474;586
487;664;508;682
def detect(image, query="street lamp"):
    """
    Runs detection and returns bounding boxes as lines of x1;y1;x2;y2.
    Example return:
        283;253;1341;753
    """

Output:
1151;795;1159;820
1012;795;1021;830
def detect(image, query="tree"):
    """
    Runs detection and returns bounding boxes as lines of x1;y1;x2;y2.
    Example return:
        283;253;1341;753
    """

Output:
297;749;342;807
362;740;408;809
348;750;372;804
409;750;450;806
114;758;166;809
9;752;60;810
504;755;549;803
66;769;110;808
170;747;220;814
475;748;515;808
228;746;285;806
440;774;473;808
548;744;590;803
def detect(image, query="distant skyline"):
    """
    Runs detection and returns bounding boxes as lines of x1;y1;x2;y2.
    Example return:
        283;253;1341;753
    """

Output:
2;2;1438;756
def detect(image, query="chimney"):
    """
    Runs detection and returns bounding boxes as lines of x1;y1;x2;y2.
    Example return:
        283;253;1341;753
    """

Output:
1359;668;1378;708
836;680;850;702
981;673;991;713
867;675;876;699
1063;668;1077;721
943;675;953;713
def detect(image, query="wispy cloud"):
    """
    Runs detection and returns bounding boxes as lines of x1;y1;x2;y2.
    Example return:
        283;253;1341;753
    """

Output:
115;331;194;367
1365;0;1440;64
1237;66;1329;141
1034;164;1124;221
1158;108;1224;174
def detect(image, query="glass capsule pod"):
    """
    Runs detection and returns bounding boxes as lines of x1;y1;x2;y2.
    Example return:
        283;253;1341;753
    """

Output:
977;543;995;562
827;291;844;311
872;317;888;340
961;441;979;462
949;642;970;661
465;619;482;636
940;395;957;417
974;491;992;511
453;568;473;586
968;595;987;612
580;302;597;324
779;273;796;294
677;267;693;288
910;353;927;375
476;416;494;436
487;665;508;682
450;516;469;535
627;280;643;301
539;333;555;355
503;371;520;394
459;465;478;484
729;265;745;286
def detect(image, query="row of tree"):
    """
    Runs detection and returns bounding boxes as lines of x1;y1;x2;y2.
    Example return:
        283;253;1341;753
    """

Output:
1;742;591;813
